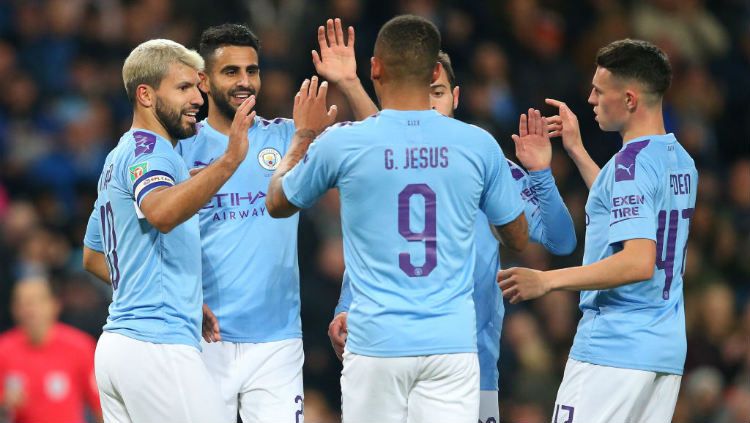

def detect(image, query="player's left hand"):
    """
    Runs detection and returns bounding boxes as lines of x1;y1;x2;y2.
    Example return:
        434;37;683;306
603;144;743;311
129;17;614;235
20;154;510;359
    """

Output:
511;108;552;172
497;267;551;304
293;76;338;137
202;303;221;343
328;312;348;361
312;18;358;86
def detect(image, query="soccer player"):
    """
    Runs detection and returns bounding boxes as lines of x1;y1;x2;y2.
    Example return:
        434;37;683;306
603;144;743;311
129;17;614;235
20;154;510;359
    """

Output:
267;15;529;423
328;51;577;423
498;39;698;423
81;39;255;422
0;278;102;423
176;21;374;422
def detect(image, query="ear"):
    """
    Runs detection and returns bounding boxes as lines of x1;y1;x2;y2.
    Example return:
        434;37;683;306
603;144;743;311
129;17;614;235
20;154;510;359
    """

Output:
370;56;381;81
135;84;155;108
452;86;460;111
430;62;440;84
198;71;209;94
625;88;638;112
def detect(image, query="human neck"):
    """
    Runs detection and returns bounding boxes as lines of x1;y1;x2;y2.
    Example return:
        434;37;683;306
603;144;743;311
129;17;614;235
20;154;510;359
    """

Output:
620;106;666;144
206;99;233;135
377;82;432;111
131;109;176;146
25;325;51;346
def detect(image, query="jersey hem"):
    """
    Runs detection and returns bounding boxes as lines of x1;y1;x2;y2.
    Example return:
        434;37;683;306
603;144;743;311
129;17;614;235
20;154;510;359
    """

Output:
347;345;477;357
568;352;684;375
218;331;302;344
103;328;200;350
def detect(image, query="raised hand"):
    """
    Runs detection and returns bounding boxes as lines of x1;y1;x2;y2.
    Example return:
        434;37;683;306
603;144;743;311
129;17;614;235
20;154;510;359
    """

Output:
497;267;551;304
312;18;358;86
225;95;256;165
511;108;552;172
293;76;338;137
544;98;584;155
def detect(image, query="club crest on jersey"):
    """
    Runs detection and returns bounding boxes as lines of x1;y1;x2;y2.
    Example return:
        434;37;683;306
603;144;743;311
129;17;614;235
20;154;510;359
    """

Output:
129;162;149;182
258;148;281;170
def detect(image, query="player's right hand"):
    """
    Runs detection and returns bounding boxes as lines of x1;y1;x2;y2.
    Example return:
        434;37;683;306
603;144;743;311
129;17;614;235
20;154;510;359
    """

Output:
312;18;358;86
545;98;584;155
202;303;222;343
293;76;337;137
327;312;348;361
225;95;256;166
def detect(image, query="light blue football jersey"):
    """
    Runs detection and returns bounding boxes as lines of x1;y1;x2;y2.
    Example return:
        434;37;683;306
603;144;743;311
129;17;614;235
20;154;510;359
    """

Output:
83;129;202;348
283;109;525;357
336;161;576;387
176;117;301;343
570;134;697;375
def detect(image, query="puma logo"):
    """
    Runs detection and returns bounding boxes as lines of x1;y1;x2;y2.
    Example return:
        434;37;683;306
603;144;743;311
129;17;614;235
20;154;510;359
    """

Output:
616;163;634;176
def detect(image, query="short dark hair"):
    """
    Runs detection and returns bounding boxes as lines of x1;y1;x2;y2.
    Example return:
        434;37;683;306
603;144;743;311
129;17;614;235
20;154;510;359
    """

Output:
374;15;441;84
437;51;456;89
199;23;260;70
596;39;672;98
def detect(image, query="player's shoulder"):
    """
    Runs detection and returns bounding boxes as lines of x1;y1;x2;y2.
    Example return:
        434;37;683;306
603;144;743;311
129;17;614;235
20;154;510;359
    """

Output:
506;159;529;181
315;119;363;143
118;130;176;161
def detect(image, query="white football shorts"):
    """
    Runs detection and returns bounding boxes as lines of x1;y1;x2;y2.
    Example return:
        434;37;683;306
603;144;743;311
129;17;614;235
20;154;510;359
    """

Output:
200;337;304;423
95;331;228;423
341;350;479;423
552;358;681;423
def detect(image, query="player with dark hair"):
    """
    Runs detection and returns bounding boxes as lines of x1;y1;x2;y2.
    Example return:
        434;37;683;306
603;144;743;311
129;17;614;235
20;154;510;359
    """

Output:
330;49;577;423
176;21;373;422
81;38;255;422
267;15;528;423
500;39;697;423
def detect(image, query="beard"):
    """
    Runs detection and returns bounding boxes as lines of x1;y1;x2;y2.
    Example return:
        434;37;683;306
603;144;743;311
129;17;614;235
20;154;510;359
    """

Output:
211;81;257;122
155;97;197;140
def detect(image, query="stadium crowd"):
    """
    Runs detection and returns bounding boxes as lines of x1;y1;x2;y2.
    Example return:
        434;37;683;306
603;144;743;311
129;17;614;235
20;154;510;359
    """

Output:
0;0;747;422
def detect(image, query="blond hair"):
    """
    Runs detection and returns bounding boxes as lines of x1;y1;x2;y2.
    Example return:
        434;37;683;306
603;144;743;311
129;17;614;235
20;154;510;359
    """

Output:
122;39;204;103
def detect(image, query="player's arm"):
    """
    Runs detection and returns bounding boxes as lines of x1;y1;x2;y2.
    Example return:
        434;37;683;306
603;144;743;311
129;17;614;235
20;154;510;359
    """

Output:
328;271;352;360
545;98;600;189
82;247;110;284
512;109;576;254
492;213;528;252
499;239;655;303
312;18;378;120
139;97;255;233
267;77;337;218
81;208;111;284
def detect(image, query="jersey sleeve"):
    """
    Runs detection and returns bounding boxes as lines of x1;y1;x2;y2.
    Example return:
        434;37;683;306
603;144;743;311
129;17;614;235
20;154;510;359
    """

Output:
335;271;353;315
479;140;524;226
281;131;340;209
125;153;180;211
83;206;103;252
608;153;659;244
525;168;577;255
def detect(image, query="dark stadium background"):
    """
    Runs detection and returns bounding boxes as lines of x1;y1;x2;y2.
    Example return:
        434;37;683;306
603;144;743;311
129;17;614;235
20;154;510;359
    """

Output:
0;0;748;422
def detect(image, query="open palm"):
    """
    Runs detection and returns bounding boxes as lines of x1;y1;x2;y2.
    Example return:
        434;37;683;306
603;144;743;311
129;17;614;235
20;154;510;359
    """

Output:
512;108;552;172
313;18;358;84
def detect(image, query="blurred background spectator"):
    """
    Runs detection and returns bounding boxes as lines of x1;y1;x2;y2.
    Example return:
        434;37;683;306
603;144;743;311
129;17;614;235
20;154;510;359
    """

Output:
0;1;747;422
0;277;101;423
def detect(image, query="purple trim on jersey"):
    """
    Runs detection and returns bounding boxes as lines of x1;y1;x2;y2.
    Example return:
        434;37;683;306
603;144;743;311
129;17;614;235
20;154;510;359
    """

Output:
133;131;157;157
614;140;649;182
132;170;174;189
260;117;288;126
510;167;525;181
